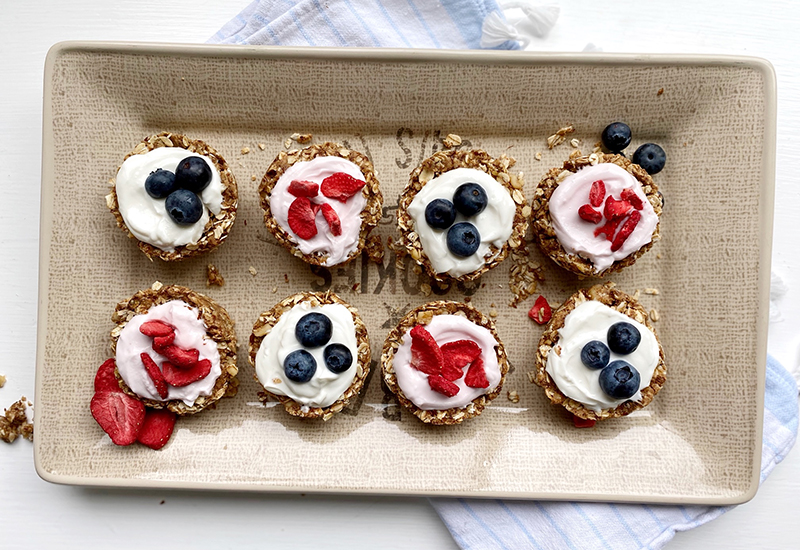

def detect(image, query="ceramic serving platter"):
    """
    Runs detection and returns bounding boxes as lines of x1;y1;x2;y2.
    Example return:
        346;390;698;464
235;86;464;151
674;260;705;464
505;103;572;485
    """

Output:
35;42;775;504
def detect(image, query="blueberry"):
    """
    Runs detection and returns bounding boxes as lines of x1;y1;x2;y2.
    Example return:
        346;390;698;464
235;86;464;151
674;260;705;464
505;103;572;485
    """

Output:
580;340;610;370
601;122;632;153
144;168;176;199
165;189;203;225
446;222;481;257
607;322;641;355
425;198;457;230
599;360;641;399
323;343;353;374
295;312;333;347
632;143;666;175
174;156;213;193
283;349;316;383
453;183;488;217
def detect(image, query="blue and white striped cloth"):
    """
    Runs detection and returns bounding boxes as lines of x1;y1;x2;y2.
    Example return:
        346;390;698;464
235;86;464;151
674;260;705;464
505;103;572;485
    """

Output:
209;4;799;549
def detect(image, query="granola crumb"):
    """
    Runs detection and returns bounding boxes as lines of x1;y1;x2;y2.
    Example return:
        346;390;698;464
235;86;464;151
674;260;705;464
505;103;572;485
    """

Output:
657;87;664;96
251;175;257;181
569;138;581;148
248;266;258;277
0;374;5;388
508;241;544;307
283;138;292;149
643;288;660;295
442;133;462;148
0;398;33;444
352;283;360;292
632;289;641;301
526;371;536;384
489;308;498;318
206;264;225;287
284;274;289;283
291;133;313;144
507;390;520;403
366;234;385;263
420;283;432;297
272;378;282;385
650;308;660;322
241;147;250;155
547;125;575;149
656;253;663;259
272;287;278;294
160;500;165;505
258;143;266;151
534;152;542;161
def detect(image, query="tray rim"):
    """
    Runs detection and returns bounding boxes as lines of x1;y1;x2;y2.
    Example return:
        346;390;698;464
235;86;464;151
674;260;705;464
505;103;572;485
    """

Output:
35;40;776;505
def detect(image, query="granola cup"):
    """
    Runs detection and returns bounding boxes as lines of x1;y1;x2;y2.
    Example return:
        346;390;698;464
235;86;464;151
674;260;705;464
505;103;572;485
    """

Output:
381;301;510;425
110;282;239;416
533;282;667;421
248;291;371;421
531;153;662;277
106;132;238;261
397;149;529;283
259;142;383;267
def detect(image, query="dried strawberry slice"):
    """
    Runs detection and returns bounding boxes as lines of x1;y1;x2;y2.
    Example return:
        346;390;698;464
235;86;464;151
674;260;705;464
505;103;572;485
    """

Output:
578;204;602;224
409;325;443;376
161;345;200;369
321;172;366;202
464;356;490;388
152;333;175;354
428;374;460;397
287;197;318;240
594;217;623;242
610;210;641;252
603;195;633;221
90;390;145;446
139;320;175;338
320;203;342;236
528;295;552;325
572;414;596;428
441;340;481;369
620;188;644;210
162;359;212;387
441;356;464;381
94;358;121;393
589;180;606;207
288;180;319;198
136;408;177;450
140;353;169;399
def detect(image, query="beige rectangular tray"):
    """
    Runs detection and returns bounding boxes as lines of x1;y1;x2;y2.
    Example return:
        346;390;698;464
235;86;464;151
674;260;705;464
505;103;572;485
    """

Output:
35;42;775;504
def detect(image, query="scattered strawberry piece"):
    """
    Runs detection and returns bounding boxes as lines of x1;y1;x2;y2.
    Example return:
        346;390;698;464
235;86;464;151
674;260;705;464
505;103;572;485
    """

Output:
428;374;460;397
589;180;606;207
594;217;623;242
287;179;319;198
94;358;121;393
140;353;169;398
409;325;443;376
320;203;342;236
603;195;633;221
528;295;552;325
139;320;175;338
161;345;200;369
578;204;602;224
441;340;482;369
90;390;145;446
320;172;366;202
136;408;177;450
620;188;644;210
162;359;212;387
287;197;318;240
610;210;641;252
441;356;464;381
572;414;596;428
152;333;175;354
464;356;490;389
311;202;322;215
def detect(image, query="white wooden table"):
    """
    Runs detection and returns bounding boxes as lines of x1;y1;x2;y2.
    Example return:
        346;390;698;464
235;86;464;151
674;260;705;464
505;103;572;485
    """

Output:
1;1;798;548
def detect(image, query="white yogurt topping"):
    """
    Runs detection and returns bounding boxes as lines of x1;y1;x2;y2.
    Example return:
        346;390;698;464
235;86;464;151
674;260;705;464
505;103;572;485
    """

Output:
115;147;223;252
270;157;367;266
393;314;502;410
255;302;359;409
115;300;222;406
545;300;659;412
408;168;516;278
549;163;658;273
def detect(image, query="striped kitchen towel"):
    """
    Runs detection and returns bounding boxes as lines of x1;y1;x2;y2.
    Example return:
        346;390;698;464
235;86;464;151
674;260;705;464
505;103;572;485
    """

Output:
209;5;799;549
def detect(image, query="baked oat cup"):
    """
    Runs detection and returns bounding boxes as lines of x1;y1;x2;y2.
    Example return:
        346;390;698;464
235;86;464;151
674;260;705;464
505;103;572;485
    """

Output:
531;153;662;277
106;132;238;261
533;282;666;421
248;291;371;421
259;142;383;267
397;149;528;283
381;301;509;425
110;282;239;416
